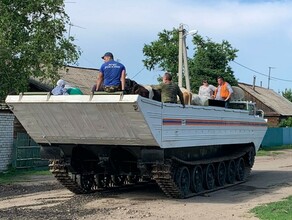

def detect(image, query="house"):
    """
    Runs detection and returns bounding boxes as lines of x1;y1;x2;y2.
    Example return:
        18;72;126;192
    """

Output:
238;82;292;127
29;65;98;94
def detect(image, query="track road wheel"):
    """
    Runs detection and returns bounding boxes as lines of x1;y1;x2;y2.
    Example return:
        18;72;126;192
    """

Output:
111;175;126;186
191;165;204;193
175;166;191;197
127;175;140;184
97;174;110;188
204;164;215;190
236;158;245;181
216;161;226;187
80;174;95;192
226;160;236;184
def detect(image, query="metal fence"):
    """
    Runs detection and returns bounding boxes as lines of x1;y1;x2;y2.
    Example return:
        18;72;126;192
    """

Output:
261;127;292;148
12;133;48;169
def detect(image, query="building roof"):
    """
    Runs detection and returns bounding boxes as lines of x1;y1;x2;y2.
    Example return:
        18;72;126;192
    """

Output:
238;82;292;116
30;66;98;94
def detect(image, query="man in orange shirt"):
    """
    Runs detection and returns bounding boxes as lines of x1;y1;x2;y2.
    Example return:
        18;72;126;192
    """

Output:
214;76;233;106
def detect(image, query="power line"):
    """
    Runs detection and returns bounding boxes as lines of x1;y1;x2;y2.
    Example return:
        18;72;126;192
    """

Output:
232;61;269;77
131;67;145;79
232;61;292;83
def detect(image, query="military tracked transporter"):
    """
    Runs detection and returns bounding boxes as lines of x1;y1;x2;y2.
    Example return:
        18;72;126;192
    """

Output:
6;92;267;198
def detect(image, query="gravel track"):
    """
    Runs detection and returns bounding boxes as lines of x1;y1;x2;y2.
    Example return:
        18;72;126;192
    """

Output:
0;150;291;220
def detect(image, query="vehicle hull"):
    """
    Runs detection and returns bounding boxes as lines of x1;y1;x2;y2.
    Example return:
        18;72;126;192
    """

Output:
6;94;267;151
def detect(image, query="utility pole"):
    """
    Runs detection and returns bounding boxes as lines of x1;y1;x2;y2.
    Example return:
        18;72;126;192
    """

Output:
68;22;85;39
268;66;275;89
177;24;197;91
178;24;184;88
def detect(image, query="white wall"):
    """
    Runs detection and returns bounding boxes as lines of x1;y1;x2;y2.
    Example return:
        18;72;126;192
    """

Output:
0;112;14;172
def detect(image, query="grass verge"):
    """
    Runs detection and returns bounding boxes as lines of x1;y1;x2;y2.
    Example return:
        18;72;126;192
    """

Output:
0;168;50;185
251;196;292;220
256;145;292;156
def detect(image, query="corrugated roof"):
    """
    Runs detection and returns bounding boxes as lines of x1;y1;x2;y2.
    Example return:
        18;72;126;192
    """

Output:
30;66;98;94
60;66;98;94
238;82;292;116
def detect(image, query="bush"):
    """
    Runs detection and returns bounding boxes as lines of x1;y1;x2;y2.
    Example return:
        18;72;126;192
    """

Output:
279;117;292;127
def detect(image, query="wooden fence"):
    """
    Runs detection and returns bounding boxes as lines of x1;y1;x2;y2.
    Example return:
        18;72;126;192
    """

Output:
12;133;48;169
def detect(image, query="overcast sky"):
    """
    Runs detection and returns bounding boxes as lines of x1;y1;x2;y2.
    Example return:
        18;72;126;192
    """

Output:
65;0;292;93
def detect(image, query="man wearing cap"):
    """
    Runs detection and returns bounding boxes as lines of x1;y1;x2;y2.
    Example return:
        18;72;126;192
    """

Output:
95;52;126;92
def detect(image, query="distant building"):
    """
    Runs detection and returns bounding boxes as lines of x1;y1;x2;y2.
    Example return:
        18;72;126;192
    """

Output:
238;83;292;127
29;66;98;94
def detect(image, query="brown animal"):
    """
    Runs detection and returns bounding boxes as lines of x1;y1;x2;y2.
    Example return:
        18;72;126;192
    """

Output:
180;87;192;105
132;84;149;98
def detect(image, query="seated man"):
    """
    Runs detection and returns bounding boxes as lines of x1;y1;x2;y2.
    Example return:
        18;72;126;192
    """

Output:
95;52;126;93
153;72;185;108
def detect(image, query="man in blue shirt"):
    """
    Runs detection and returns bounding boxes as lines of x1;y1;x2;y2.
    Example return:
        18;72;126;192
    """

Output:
95;52;126;92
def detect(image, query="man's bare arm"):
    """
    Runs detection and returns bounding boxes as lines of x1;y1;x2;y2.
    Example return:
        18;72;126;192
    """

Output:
120;70;126;91
96;72;104;91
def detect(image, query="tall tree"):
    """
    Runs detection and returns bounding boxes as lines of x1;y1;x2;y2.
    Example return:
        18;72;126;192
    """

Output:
143;28;238;92
282;88;292;102
189;35;238;92
0;0;80;100
143;28;179;81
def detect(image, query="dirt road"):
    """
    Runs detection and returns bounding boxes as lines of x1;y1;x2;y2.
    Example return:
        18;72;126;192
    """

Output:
0;150;291;220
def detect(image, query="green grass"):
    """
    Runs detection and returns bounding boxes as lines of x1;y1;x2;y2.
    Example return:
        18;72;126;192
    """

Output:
0;168;50;184
251;196;292;220
256;145;292;157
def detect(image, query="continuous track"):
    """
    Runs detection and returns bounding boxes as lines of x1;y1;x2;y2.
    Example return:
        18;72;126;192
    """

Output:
49;160;88;194
49;160;149;195
152;163;251;199
152;148;254;199
49;147;255;199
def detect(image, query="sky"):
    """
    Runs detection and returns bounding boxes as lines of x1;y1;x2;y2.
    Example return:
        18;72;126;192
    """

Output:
65;0;292;93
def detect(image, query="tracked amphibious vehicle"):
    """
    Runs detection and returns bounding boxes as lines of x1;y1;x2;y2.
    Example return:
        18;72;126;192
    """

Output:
5;25;267;198
6;92;267;198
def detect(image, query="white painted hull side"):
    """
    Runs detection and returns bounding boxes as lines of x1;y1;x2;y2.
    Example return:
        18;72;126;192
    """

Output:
6;94;267;150
6;95;159;146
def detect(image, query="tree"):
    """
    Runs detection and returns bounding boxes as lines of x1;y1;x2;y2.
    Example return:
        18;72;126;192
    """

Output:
142;28;238;92
282;88;292;102
0;0;80;100
143;28;179;82
279;117;292;127
189;35;238;92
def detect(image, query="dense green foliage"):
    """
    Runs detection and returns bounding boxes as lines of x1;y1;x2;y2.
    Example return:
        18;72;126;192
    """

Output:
0;0;80;100
143;28;238;92
282;88;292;102
251;196;292;220
279;117;292;127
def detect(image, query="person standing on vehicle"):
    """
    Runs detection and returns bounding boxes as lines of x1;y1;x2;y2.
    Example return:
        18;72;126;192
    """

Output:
213;76;233;107
95;52;126;92
154;72;185;108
